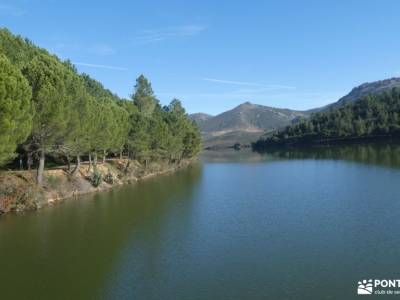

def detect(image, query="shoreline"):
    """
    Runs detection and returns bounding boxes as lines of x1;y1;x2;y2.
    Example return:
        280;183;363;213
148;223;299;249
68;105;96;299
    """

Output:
0;159;194;214
252;135;400;152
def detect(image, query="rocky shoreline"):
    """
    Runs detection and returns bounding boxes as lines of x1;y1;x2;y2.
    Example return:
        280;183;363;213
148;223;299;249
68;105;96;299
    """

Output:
0;159;193;214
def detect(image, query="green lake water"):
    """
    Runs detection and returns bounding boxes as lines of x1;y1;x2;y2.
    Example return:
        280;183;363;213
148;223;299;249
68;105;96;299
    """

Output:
1;143;400;299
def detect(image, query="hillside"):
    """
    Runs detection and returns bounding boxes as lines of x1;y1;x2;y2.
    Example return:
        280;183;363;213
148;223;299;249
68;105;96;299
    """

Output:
199;102;306;132
253;87;400;150
192;77;400;150
0;28;201;189
335;77;400;106
190;102;307;148
189;113;213;126
310;77;400;113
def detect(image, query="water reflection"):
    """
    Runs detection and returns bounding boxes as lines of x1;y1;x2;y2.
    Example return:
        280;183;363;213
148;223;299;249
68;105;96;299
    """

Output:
0;164;203;300
203;142;400;169
259;143;400;169
1;143;400;299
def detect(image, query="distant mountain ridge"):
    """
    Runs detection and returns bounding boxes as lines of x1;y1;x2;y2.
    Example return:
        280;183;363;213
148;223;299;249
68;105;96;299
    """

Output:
199;102;306;133
190;102;307;148
190;77;400;149
336;77;400;105
312;77;400;112
189;113;213;127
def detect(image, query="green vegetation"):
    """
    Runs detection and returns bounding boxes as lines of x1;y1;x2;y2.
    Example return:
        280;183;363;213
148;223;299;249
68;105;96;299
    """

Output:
91;171;102;188
253;88;400;150
0;53;32;165
0;28;201;185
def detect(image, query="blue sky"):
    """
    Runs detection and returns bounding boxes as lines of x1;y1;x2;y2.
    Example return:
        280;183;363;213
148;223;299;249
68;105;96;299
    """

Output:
1;0;400;115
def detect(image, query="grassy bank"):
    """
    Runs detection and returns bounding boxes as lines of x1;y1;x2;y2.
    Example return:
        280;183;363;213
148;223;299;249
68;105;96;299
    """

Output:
0;159;193;214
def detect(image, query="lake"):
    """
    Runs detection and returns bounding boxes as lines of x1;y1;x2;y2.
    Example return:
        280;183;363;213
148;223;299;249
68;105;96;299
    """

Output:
1;143;400;299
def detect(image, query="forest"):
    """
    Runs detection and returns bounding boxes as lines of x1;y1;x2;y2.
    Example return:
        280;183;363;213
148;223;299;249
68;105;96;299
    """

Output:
253;88;400;150
0;28;201;185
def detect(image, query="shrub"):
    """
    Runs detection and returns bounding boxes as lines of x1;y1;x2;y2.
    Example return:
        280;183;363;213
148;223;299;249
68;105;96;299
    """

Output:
104;170;114;184
91;171;102;187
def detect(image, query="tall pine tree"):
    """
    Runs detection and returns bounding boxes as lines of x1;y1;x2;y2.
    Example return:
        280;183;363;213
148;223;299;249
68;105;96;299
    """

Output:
0;54;33;165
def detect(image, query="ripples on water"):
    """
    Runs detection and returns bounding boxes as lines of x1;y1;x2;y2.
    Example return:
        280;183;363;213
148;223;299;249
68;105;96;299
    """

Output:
1;143;400;300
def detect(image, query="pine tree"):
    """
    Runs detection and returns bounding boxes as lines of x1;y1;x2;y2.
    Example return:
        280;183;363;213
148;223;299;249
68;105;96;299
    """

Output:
0;28;202;179
132;75;158;116
22;53;70;185
63;75;93;174
0;54;33;165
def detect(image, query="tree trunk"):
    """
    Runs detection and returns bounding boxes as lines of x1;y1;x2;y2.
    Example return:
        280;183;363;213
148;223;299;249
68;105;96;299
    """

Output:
88;153;92;172
120;150;123;160
27;152;32;170
124;160;130;175
94;153;97;170
103;149;106;163
19;155;23;170
72;155;80;175
37;148;45;186
66;155;71;171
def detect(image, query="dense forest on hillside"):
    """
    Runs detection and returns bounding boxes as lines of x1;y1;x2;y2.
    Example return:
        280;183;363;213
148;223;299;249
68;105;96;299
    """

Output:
0;28;201;185
252;88;400;150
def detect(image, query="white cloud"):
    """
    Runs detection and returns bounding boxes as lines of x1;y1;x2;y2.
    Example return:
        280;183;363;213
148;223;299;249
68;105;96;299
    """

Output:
132;25;207;45
73;62;128;71
202;78;296;90
0;4;27;16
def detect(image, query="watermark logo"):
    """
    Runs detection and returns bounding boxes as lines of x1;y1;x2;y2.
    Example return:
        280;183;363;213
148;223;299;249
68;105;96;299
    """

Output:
358;279;373;295
357;279;400;296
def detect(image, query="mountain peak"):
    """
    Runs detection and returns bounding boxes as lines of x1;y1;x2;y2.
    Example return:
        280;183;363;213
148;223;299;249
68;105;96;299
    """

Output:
235;101;256;110
332;77;400;108
191;102;306;133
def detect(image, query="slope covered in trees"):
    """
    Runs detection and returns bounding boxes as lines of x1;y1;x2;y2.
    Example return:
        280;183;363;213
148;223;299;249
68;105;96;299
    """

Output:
0;28;201;184
253;88;400;150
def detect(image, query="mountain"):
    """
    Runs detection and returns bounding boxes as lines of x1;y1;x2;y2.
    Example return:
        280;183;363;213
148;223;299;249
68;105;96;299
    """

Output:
253;86;400;149
336;77;400;106
189;113;213;126
199;102;306;132
192;77;400;150
190;102;307;149
311;77;400;112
